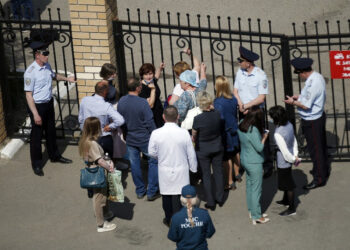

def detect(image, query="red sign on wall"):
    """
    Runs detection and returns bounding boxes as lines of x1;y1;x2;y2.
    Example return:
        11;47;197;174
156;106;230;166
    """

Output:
329;51;350;79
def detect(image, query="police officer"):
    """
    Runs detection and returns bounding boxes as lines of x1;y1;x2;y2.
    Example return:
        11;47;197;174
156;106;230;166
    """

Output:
233;46;269;115
24;41;75;176
233;46;272;178
284;58;329;189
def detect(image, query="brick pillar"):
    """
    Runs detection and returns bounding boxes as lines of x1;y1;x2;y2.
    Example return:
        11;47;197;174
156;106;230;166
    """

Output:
0;88;7;144
68;0;118;100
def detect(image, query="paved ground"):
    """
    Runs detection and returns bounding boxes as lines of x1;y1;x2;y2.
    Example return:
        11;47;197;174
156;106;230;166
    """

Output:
0;141;349;250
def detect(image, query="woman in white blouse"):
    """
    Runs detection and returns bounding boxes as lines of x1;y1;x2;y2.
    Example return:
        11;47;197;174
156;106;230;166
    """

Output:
269;106;301;217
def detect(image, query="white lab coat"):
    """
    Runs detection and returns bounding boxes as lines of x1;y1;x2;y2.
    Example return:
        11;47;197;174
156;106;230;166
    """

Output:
148;122;197;195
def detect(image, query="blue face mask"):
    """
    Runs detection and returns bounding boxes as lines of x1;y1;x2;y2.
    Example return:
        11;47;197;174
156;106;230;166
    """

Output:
144;79;154;85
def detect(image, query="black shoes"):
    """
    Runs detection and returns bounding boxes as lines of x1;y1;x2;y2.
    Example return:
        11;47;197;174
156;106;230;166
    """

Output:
51;156;72;164
279;208;296;216
204;203;216;211
303;182;325;190
147;193;161;201
163;218;170;228
275;200;289;207
33;167;44;176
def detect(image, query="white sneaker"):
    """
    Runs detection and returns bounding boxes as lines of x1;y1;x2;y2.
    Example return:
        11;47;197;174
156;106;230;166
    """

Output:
97;221;116;232
249;212;268;219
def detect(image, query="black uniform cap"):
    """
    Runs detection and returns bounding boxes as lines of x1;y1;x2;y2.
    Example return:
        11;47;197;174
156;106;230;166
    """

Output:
237;46;260;62
29;41;49;51
291;58;313;74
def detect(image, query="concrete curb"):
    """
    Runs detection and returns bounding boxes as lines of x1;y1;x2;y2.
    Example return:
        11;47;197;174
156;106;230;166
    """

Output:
0;70;75;159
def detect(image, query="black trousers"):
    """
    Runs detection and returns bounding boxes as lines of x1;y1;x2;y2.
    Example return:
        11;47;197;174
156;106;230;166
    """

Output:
162;195;181;224
28;98;60;169
98;135;113;158
301;112;329;185
197;150;224;206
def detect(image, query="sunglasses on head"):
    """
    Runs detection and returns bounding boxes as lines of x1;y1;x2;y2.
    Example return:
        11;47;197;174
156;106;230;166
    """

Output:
38;50;50;56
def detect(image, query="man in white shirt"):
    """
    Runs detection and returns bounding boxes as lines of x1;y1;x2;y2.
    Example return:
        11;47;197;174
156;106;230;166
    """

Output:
148;105;197;227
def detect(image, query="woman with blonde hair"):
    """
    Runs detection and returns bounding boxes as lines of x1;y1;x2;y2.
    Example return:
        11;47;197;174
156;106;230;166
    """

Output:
79;117;117;232
192;91;224;211
214;76;241;190
168;185;215;249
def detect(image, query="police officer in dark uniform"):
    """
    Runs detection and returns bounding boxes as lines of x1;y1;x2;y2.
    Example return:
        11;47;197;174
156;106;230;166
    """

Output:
284;58;330;189
24;41;75;176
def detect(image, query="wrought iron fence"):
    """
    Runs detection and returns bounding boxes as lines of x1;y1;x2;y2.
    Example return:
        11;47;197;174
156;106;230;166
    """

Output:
114;9;350;161
0;6;79;140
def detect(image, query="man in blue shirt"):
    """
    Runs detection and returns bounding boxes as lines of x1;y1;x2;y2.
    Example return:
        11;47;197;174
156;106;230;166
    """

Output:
24;41;75;176
168;185;215;250
284;58;330;189
117;78;159;201
78;81;125;157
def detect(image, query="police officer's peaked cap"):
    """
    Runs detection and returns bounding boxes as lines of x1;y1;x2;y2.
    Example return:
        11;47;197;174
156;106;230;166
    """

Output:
291;58;313;74
29;41;49;51
181;185;197;198
238;46;260;62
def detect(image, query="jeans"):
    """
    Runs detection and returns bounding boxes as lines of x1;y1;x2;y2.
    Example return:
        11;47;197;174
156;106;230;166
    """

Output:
127;143;159;197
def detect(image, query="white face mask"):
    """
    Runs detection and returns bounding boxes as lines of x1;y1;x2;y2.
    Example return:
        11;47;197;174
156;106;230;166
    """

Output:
108;77;115;81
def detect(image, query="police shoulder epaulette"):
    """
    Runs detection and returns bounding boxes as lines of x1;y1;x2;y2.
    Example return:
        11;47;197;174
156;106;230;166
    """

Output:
27;66;35;73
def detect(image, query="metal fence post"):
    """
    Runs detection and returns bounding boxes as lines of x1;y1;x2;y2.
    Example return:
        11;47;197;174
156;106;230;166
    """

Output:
113;21;128;97
281;35;296;128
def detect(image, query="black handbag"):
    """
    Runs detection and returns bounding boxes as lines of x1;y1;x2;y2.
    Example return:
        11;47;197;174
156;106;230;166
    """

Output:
115;158;130;171
80;166;107;189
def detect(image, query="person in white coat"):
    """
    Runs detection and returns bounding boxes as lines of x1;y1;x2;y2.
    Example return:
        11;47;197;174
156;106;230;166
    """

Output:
148;105;198;227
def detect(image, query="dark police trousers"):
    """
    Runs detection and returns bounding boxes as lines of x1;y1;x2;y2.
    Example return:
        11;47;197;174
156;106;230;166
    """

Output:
28;98;60;169
301;112;330;185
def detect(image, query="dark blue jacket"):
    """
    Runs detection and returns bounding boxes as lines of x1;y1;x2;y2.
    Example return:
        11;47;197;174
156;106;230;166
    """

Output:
168;207;215;250
214;96;239;151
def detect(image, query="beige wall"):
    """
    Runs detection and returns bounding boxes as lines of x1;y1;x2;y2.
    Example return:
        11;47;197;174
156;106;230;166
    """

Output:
68;0;118;100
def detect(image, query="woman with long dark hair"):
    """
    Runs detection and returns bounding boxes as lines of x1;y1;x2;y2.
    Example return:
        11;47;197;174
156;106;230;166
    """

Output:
238;106;270;224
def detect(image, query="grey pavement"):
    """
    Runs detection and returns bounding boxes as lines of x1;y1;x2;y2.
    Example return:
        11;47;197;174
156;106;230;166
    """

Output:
0;141;349;250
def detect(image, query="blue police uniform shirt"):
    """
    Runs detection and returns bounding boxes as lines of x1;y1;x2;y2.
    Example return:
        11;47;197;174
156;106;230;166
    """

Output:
24;61;56;103
297;71;326;120
168;207;215;250
234;66;268;106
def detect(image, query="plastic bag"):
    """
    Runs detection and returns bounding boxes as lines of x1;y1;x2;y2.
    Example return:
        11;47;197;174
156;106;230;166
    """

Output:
108;170;124;203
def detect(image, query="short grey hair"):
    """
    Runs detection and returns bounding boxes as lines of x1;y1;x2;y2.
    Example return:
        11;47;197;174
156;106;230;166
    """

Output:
196;91;213;110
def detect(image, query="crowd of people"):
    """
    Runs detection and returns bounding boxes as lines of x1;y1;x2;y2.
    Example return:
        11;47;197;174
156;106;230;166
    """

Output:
24;39;330;248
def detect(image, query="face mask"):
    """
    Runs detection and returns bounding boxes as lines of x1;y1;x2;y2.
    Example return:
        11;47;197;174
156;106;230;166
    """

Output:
144;79;154;85
108;77;115;81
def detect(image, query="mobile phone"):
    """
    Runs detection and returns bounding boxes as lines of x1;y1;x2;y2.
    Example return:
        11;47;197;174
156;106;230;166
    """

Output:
264;129;269;133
